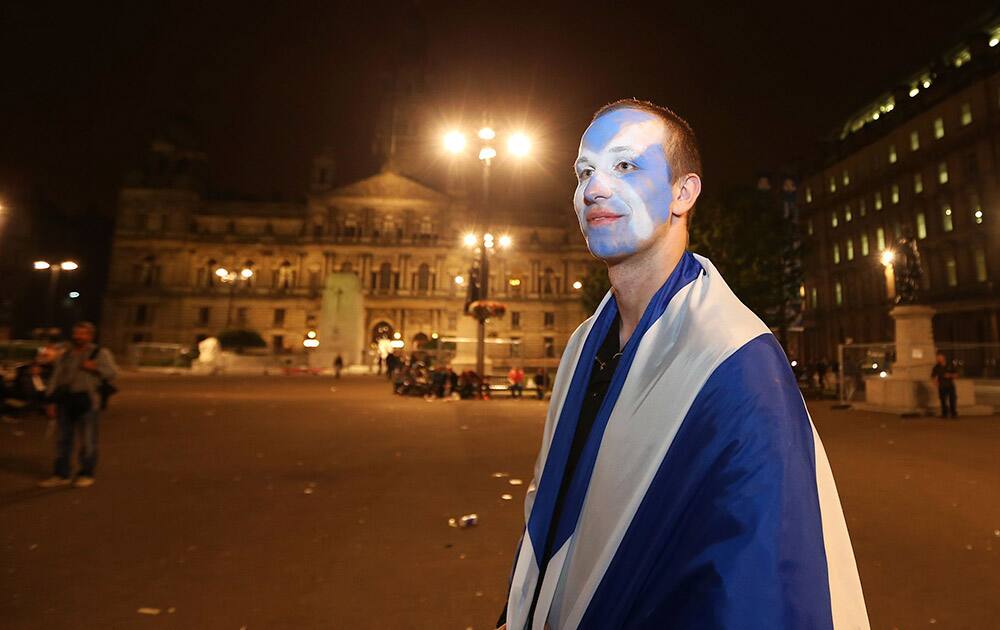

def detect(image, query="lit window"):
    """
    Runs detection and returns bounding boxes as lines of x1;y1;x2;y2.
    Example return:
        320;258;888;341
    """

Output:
842;170;850;186
861;233;870;256
910;130;920;151
953;48;971;68
961;102;972;126
833;243;841;264
875;191;883;210
891;184;900;204
835;281;843;306
810;287;818;309
934;117;945;139
942;205;953;232
807;218;814;235
846;239;854;260
974;248;987;282
971;194;983;225
888;144;897;163
845;205;852;222
938;161;948;184
828;176;837;193
913;173;923;194
876;227;886;250
945;256;958;287
831;212;839;228
805;187;813;203
916;212;927;239
859;199;867;216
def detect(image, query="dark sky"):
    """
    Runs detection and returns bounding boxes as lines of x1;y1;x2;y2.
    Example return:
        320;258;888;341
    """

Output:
2;0;997;214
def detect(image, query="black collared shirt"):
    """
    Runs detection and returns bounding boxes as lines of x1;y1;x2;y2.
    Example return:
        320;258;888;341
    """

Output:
506;314;623;628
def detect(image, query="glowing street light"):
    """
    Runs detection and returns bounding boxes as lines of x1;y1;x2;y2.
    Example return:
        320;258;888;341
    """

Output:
478;127;496;140
508;132;531;157
454;275;465;285
443;130;466;154
479;146;497;161
498;234;512;249
215;266;254;327
69;291;80;299
572;280;583;290
463;232;478;247
880;249;895;267
33;259;79;327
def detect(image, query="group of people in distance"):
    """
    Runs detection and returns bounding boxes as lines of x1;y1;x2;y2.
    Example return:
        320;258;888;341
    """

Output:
383;352;548;400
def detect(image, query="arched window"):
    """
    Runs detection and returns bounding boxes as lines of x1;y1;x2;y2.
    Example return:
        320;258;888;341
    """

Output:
378;262;393;290
138;255;158;287
343;215;359;238
542;267;555;295
417;263;431;292
205;259;218;287
276;261;294;290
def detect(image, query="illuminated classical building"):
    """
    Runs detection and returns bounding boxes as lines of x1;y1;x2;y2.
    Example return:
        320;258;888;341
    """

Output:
799;20;1000;361
101;133;592;369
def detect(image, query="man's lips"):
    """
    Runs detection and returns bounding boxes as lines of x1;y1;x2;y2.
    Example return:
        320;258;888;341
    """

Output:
585;209;625;226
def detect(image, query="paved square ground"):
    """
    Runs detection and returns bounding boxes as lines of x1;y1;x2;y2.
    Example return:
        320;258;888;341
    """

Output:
1;375;997;629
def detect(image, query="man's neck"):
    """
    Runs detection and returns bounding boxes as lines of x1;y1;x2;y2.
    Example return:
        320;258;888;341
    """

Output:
607;220;688;349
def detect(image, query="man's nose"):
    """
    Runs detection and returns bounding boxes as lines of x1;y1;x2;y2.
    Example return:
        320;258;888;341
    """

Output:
583;172;613;205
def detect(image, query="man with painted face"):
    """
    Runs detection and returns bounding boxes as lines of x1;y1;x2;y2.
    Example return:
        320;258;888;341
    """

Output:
498;100;869;630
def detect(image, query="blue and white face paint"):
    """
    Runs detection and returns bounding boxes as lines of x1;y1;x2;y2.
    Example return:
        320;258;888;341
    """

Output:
573;108;674;261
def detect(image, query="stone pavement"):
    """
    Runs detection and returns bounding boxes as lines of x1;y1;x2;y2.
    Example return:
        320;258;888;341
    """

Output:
0;374;997;629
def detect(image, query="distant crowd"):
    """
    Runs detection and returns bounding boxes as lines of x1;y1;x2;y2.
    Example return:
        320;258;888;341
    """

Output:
380;352;548;400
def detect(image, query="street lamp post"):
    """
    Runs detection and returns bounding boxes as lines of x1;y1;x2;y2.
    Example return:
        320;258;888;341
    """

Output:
215;266;254;328
462;231;511;378
444;124;530;379
33;260;79;328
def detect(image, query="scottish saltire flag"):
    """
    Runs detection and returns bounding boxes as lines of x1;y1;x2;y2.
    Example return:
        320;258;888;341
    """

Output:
505;252;869;629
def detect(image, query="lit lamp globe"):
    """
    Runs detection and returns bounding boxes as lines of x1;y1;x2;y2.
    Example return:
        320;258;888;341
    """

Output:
443;131;466;154
508;133;531;157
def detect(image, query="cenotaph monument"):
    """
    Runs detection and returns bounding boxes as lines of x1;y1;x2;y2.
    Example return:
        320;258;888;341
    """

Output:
313;272;364;369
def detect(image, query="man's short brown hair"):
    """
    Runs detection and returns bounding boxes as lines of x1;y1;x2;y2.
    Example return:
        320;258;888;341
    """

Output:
592;98;702;185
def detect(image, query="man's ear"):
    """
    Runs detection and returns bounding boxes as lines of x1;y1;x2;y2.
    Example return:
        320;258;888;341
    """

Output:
672;174;702;219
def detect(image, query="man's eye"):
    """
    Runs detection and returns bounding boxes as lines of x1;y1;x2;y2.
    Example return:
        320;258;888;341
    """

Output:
578;168;593;180
614;161;636;172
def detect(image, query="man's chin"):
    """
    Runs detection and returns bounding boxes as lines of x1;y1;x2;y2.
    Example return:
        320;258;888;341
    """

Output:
587;239;651;265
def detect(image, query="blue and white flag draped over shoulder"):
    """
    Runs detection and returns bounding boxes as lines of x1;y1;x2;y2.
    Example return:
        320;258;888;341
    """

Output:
506;252;869;630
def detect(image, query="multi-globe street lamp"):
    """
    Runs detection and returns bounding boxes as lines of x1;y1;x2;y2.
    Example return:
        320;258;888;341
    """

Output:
215;265;254;328
443;124;530;378
33;259;79;328
461;231;512;377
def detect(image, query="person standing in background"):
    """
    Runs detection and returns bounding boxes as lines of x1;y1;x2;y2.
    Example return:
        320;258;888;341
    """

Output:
38;322;118;489
931;352;959;418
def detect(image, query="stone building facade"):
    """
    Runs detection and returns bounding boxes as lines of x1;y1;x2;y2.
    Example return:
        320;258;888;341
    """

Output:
102;143;593;370
799;23;1000;361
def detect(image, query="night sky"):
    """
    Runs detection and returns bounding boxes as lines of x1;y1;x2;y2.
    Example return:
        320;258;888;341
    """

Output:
2;0;997;215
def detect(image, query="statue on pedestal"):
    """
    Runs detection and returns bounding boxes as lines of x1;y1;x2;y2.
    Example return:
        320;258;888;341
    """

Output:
892;226;923;305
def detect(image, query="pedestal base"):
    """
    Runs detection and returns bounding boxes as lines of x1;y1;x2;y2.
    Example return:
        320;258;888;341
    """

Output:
856;375;993;416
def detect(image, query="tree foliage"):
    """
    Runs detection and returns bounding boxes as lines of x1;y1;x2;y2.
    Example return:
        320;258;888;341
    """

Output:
689;186;792;329
579;262;611;315
216;329;267;351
